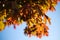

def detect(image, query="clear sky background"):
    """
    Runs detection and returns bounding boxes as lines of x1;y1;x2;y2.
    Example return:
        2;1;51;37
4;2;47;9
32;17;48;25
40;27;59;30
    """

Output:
0;2;60;40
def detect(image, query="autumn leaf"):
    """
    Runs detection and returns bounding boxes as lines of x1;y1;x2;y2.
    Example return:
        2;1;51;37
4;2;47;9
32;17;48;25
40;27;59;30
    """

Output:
44;16;47;23
47;17;51;24
49;6;56;12
0;21;5;31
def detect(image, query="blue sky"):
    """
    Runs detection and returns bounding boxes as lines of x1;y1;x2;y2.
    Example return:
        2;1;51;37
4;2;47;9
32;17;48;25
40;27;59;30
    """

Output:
0;2;60;40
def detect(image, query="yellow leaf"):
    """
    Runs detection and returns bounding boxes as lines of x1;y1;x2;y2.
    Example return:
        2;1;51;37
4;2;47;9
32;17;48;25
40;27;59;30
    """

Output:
44;16;47;23
0;21;5;31
0;16;5;21
29;21;33;27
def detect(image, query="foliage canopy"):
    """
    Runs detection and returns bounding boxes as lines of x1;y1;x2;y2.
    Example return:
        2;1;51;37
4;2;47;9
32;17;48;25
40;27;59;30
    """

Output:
0;0;60;38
